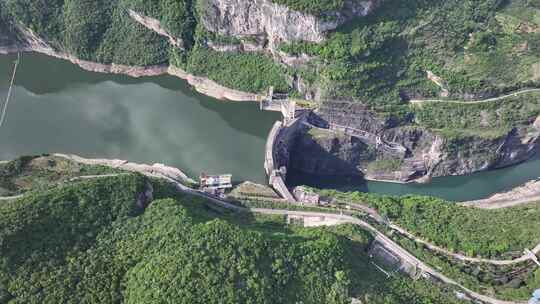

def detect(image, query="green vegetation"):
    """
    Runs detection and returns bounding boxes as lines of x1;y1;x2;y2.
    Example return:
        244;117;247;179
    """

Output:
413;92;540;139
186;46;290;93
280;0;540;103
322;190;540;259
1;0;288;93
3;0;171;65
94;4;171;66
0;170;468;303
125;0;195;45
275;0;540;140
394;234;540;301
3;0;540;136
239;193;540;301
307;126;346;140
367;159;403;173
0;155;121;196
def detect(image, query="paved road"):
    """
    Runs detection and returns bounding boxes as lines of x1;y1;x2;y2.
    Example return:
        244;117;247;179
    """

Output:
346;202;540;266
68;173;131;181
0;194;23;201
150;186;526;304
389;222;540;266
237;209;525;304
51;154;529;304
410;88;540;105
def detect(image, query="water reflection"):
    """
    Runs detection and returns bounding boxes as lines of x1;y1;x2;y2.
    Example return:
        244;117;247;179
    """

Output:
2;52;539;201
0;54;279;183
288;155;540;202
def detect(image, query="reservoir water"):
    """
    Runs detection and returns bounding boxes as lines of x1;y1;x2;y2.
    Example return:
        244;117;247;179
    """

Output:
0;53;280;184
1;53;539;201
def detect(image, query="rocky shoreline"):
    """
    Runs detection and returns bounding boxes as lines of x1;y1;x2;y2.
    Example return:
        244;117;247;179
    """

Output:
53;153;197;186
2;10;539;190
52;153;540;208
0;23;261;102
461;179;540;209
287;103;540;184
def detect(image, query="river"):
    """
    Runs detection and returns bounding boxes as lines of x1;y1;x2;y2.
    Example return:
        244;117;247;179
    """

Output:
0;53;280;184
1;53;539;201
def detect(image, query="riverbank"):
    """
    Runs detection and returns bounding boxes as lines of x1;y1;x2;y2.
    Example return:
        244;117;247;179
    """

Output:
53;152;540;211
53;153;197;186
4;153;538;303
4;36;537;201
1;161;521;304
461;179;540;209
0;24;261;102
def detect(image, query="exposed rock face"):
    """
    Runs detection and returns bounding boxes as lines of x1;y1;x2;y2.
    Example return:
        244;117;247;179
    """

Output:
0;21;261;102
137;181;154;209
275;50;313;67
128;10;184;48
199;0;378;50
534;115;540;129
54;153;198;185
207;39;265;53
290;126;374;176
289;102;540;183
461;179;540;209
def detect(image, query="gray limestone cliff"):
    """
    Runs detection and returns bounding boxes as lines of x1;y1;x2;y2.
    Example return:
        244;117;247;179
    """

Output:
198;0;379;50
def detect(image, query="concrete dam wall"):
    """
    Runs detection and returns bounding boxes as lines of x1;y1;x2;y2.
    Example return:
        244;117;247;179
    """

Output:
264;113;307;202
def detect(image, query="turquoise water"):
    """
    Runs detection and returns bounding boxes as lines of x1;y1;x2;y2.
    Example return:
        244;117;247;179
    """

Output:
287;156;540;202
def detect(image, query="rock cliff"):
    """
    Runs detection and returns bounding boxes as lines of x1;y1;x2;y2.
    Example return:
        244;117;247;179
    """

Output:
199;0;378;50
0;16;261;102
289;102;540;183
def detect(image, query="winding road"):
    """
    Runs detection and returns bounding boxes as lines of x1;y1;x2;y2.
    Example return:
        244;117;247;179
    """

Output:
409;88;540;105
0;194;23;201
208;203;527;304
344;202;540;266
10;153;531;304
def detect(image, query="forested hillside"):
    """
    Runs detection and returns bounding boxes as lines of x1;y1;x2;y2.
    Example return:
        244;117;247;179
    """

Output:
318;189;540;300
0;0;291;93
2;0;539;101
0;170;466;303
1;0;539;144
323;189;540;259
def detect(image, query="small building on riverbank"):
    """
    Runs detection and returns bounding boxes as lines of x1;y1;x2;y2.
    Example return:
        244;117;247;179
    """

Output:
200;173;232;197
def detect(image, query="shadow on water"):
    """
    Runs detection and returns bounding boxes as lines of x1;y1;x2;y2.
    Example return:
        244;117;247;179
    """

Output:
3;53;540;201
195;92;281;139
287;170;369;192
288;153;540;202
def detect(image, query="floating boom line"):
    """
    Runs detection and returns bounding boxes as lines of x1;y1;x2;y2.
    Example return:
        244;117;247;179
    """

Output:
0;52;21;128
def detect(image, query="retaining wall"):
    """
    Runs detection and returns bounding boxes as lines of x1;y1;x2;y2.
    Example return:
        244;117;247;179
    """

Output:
264;114;307;202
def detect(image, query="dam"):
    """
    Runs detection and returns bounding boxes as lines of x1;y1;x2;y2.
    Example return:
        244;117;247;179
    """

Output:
2;52;540;202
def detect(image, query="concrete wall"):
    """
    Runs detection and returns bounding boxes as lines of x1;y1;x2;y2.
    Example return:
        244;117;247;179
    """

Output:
264;113;307;202
264;121;283;176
